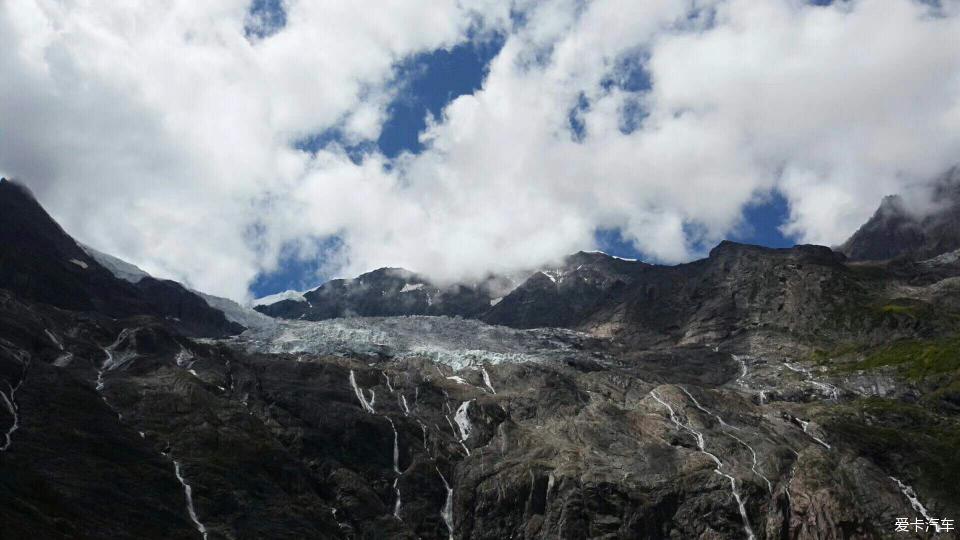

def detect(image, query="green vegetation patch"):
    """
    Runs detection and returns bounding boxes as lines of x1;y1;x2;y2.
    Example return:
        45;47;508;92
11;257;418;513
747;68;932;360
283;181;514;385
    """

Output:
839;336;960;380
878;303;919;315
820;397;960;509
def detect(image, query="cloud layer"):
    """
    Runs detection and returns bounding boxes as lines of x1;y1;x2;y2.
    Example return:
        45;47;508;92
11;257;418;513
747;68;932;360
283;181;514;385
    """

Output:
2;0;959;301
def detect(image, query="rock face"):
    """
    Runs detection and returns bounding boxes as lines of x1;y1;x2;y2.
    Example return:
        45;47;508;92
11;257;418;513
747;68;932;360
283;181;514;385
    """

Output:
255;268;506;321
3;178;960;539
840;168;960;262
481;251;649;329
254;243;905;351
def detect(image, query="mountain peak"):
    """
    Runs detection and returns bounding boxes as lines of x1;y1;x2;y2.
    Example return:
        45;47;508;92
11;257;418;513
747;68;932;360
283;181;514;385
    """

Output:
841;171;960;261
0;180;241;336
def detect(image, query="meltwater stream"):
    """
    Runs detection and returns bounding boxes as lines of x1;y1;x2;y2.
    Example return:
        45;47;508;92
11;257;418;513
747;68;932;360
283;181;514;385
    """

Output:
678;386;773;493
890;476;939;531
174;460;210;539
0;379;21;452
650;389;755;540
349;370;376;414
351;370;408;520
0;344;29;453
437;467;455;540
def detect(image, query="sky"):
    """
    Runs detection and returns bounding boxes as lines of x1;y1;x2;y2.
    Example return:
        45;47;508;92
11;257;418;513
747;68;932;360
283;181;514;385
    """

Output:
2;0;959;302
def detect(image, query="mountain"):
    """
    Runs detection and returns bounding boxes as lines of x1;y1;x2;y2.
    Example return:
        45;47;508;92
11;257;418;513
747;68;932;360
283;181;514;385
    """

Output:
254;251;644;327
4;176;960;539
78;241;273;330
840;167;960;261
481;251;649;328
253;242;927;351
254;267;512;321
0;179;243;337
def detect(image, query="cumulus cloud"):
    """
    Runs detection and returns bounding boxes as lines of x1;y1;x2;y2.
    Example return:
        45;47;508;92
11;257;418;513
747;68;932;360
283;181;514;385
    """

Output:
1;0;959;300
0;0;509;299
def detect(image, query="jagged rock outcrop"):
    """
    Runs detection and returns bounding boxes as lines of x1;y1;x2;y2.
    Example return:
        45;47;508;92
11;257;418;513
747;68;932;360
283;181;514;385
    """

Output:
841;168;960;262
481;251;649;329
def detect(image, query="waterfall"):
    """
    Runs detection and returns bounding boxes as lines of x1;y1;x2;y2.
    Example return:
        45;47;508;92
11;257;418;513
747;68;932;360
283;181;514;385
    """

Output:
0;380;21;452
481;366;496;394
349;370;375;413
890;476;939;531
436;468;454;540
679;386;772;492
650;390;755;540
174;460;209;539
793;417;831;449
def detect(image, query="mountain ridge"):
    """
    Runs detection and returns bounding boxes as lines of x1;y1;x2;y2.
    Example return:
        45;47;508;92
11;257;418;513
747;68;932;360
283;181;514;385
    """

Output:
0;178;243;337
3;175;960;539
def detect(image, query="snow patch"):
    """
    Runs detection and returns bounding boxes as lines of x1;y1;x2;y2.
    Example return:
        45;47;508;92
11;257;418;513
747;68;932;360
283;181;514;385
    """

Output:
253;289;307;306
80;244;148;282
922;248;960;266
44;329;64;350
445;375;471;386
68;258;88;269
400;283;425;293
53;352;74;367
198;292;275;329
582;250;638;262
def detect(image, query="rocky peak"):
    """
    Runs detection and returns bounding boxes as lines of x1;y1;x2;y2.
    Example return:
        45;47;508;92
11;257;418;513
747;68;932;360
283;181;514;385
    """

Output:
841;167;960;261
709;240;842;265
256;265;495;320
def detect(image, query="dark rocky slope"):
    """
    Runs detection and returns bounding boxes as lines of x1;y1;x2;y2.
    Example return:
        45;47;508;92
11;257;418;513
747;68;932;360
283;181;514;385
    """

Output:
5;299;959;539
480;251;649;329
0;179;242;337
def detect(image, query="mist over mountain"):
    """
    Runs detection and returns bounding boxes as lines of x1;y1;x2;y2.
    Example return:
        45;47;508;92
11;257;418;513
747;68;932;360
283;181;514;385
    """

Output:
840;168;960;262
4;175;960;539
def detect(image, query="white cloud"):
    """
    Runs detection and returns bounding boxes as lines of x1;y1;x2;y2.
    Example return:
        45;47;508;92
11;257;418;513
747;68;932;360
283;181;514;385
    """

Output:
1;0;959;300
0;0;508;299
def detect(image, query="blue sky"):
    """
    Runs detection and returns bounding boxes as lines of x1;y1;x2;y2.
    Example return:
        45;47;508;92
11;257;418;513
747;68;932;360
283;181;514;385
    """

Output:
250;11;793;297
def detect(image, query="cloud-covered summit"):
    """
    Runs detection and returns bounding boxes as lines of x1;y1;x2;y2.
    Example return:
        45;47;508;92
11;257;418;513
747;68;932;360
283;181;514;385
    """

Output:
2;0;959;301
